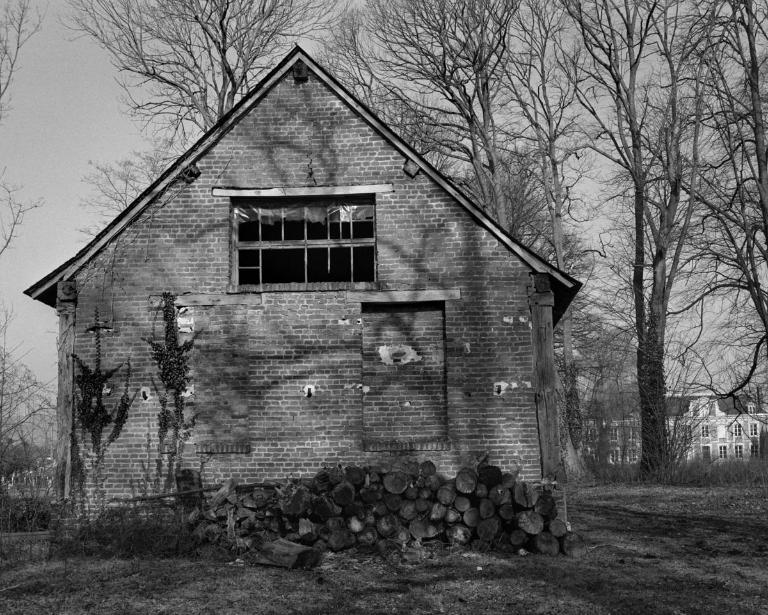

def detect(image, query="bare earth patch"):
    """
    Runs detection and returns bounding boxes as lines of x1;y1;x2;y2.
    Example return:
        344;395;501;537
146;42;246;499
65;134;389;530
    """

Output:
1;484;767;614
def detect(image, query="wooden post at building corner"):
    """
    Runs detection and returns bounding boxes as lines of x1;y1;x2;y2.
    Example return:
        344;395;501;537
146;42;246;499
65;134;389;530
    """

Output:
528;273;565;485
55;280;77;500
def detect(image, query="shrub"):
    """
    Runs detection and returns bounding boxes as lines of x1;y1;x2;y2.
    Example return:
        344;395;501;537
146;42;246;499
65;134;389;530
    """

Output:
0;493;51;532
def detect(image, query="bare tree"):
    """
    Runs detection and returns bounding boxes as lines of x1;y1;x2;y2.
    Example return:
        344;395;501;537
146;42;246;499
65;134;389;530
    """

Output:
505;0;589;474
66;0;339;146
683;0;768;395
564;0;711;476
323;0;545;238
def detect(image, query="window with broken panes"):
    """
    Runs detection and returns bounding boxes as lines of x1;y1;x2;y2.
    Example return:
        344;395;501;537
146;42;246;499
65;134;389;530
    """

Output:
233;196;376;286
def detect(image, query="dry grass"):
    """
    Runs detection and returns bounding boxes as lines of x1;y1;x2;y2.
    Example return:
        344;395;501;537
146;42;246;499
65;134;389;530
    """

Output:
1;483;767;614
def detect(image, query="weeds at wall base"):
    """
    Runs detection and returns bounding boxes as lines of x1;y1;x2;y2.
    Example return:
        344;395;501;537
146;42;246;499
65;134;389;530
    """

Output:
50;502;199;560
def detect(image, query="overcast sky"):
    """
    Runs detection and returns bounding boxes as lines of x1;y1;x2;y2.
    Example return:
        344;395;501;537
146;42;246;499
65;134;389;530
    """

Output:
0;1;149;385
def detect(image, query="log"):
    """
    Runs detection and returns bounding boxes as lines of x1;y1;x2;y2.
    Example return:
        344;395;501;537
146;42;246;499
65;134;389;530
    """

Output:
347;516;365;534
436;484;456;506
425;474;442;492
513;482;539;509
345;465;366;487
409;518;428;540
399;500;418;521
343;502;365;520
418;487;432;500
477;465;503;488
463;508;480;528
516;510;544;535
429;502;447;522
445;524;472;546
328;528;356;552
498;504;516;521
532;531;559;556
357;526;378;547
478;498;496;519
376;513;400;538
560;532;587;558
420;460;437;477
455;468;478;494
312;496;341;522
326;516;346;531
258;538;321;569
476;517;501;542
404;485;419;500
313;469;331;492
383;493;402;512
508;528;528;548
383;471;408;495
453;495;472;513
474;483;488;499
402;459;420;477
377;539;402;563
415;498;430;513
331;481;355;507
283;487;312;517
359;485;382;504
210;478;237;508
444;508;461;524
395;526;411;545
535;492;557;520
548;518;568;539
489;486;511;506
327;466;345;486
373;502;388;517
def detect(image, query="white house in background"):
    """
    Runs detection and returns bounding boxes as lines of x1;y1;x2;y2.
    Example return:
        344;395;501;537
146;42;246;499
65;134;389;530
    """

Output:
583;394;768;465
684;395;768;462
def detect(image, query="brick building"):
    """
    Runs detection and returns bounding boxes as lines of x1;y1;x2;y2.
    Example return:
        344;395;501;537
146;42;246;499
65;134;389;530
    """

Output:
25;48;580;498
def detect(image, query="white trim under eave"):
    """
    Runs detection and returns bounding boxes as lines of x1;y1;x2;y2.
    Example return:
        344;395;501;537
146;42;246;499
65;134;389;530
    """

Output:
212;184;394;198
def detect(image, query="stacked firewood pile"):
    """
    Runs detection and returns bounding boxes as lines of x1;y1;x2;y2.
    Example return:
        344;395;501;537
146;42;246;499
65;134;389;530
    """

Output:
189;459;586;562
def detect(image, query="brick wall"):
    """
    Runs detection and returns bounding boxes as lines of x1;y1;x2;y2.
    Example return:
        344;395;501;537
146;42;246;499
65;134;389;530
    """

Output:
65;65;543;498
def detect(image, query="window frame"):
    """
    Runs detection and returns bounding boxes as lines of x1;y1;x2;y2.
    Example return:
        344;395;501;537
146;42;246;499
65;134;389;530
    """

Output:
733;423;743;438
701;423;709;438
718;444;728;459
230;195;379;291
750;423;758;437
734;444;743;459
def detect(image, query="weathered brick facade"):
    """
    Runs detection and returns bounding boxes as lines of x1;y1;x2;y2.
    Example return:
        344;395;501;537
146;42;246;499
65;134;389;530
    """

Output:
26;49;579;498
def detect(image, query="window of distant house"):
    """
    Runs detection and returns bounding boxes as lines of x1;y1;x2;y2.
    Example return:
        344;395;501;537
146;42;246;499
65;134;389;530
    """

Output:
629;449;638;463
750;423;758;437
735;444;743;459
733;423;743;437
611;426;619;440
231;195;376;288
701;424;709;438
719;445;728;459
747;402;756;413
609;449;619;464
751;441;759;457
702;446;711;461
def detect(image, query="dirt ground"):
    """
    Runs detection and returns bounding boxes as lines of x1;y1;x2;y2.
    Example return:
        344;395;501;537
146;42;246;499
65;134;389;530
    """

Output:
1;483;767;615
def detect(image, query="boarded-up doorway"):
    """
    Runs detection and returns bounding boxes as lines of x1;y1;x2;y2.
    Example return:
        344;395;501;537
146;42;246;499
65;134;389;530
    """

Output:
361;302;448;448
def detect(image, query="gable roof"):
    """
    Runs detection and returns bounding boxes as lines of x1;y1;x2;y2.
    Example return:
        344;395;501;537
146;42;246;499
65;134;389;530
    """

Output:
24;46;580;319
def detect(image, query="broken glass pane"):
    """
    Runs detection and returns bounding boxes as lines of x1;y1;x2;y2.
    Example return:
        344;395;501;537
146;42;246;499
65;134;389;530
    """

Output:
328;246;352;281
307;247;330;282
236;206;260;241
353;246;375;281
239;250;260;267
306;206;328;239
262;248;305;283
283;207;305;240
352;205;374;239
260;208;282;241
329;206;352;239
238;267;260;285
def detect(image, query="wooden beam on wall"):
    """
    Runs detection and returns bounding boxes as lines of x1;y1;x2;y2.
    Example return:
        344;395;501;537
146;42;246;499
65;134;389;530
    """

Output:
55;280;77;500
529;273;565;484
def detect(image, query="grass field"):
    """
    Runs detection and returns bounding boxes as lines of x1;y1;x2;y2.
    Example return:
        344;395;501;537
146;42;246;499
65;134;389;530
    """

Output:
1;483;767;614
